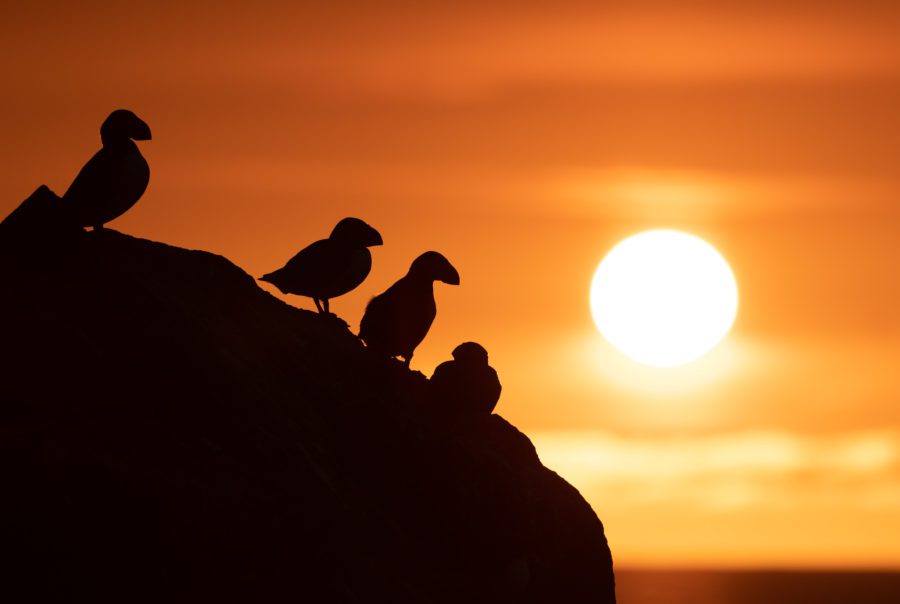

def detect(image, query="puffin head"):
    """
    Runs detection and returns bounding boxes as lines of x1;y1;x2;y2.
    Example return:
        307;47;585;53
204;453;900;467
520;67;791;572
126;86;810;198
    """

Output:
101;109;152;146
330;217;383;248
409;251;460;285
452;342;489;366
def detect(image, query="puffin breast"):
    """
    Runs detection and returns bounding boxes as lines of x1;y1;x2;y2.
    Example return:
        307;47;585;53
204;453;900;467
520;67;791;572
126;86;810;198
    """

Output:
96;143;149;225
119;145;150;206
320;247;372;299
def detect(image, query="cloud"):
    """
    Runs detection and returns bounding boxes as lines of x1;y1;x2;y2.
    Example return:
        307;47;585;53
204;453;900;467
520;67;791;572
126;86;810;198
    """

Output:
539;167;900;221
531;428;900;566
532;429;900;510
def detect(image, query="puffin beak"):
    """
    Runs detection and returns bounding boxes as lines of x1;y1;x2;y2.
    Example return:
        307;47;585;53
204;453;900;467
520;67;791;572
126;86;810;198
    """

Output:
367;227;384;247
132;119;152;141
440;263;460;286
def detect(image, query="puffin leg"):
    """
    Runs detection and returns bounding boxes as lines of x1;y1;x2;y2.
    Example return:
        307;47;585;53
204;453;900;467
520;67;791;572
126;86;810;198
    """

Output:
323;299;330;314
313;299;325;313
403;353;413;368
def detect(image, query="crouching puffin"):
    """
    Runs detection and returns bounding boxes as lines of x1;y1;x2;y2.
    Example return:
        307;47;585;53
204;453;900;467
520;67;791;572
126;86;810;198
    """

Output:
63;109;151;230
359;251;459;367
429;342;502;420
259;217;383;315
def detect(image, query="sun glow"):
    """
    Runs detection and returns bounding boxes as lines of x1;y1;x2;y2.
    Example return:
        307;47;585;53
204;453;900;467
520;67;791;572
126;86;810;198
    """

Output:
590;230;738;367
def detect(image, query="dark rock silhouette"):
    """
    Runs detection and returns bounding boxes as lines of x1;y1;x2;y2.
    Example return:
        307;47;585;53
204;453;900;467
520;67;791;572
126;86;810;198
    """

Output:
0;227;615;603
62;109;151;230
0;185;76;252
431;342;503;423
260;217;383;315
360;251;460;367
0;185;63;235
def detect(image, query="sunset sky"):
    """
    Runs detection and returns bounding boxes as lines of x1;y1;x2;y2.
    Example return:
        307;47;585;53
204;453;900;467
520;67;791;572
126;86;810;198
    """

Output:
2;1;898;569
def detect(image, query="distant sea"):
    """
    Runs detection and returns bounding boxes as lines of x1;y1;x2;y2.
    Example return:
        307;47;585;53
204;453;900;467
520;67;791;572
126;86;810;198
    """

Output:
614;570;900;604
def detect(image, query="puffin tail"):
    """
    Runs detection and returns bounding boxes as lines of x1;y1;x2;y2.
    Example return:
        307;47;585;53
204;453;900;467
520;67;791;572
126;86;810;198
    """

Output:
259;271;280;289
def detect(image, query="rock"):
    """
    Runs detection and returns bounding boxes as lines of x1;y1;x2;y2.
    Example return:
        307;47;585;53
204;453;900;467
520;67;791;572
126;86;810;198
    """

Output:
0;226;616;602
0;186;81;263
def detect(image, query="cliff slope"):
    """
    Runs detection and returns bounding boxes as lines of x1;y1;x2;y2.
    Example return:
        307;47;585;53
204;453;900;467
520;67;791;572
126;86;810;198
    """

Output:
0;192;615;602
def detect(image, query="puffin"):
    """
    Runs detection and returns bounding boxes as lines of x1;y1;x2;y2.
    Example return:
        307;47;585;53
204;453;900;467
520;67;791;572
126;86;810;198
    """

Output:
359;251;459;366
429;342;502;420
259;217;382;314
63;109;152;230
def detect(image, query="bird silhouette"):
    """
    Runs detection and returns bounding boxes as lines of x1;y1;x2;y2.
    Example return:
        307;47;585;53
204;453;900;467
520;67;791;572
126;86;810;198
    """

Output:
63;109;152;230
259;217;382;314
359;251;459;366
430;342;502;421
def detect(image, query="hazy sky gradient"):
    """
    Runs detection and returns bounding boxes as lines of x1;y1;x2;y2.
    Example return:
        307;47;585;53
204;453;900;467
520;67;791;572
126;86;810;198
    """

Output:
2;1;898;568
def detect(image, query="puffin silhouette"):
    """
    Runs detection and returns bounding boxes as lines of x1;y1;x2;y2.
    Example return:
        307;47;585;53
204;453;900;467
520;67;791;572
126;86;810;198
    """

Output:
63;109;151;230
259;217;383;314
359;251;459;366
430;342;502;420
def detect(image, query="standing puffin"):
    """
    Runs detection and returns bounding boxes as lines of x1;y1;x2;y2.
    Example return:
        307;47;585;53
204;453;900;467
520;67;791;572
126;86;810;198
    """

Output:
259;217;383;315
359;251;459;366
430;342;502;420
63;109;151;230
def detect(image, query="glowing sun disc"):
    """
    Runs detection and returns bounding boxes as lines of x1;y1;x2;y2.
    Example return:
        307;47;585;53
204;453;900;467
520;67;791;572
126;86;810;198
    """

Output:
590;230;738;367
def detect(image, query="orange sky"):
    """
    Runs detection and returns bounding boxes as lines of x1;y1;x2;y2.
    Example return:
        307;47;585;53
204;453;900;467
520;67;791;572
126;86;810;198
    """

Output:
2;1;899;569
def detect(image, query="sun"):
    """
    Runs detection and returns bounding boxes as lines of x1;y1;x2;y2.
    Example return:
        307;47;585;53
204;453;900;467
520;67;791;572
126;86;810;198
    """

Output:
590;230;738;367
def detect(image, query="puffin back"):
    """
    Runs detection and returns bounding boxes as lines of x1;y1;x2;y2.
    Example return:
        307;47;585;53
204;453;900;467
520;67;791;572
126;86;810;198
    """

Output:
359;288;392;351
428;360;462;414
268;239;334;296
63;141;149;228
63;148;110;211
